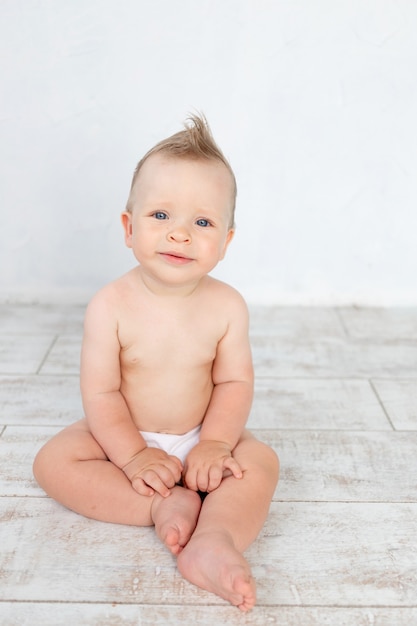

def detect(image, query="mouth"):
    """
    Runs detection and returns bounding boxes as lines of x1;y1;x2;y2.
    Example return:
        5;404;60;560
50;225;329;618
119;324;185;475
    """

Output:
159;251;194;265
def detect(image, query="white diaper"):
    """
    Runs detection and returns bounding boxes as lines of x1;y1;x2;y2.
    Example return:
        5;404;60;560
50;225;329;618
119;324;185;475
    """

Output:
139;425;201;465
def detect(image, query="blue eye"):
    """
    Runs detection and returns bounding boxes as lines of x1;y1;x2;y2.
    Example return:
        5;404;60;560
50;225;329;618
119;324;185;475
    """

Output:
153;212;168;220
196;219;210;227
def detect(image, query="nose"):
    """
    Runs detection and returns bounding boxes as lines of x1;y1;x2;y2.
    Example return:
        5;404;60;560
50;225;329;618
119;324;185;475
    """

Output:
167;224;191;244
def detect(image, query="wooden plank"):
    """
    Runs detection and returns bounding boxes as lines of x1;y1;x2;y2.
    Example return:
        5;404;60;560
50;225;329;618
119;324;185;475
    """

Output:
372;379;417;431
1;603;417;626
0;376;81;426
1;498;416;607
338;308;417;341
0;334;55;375
0;426;60;496
249;307;346;340
252;336;417;378
39;335;82;375
0;303;85;334
258;429;417;502
252;501;417;607
249;378;391;430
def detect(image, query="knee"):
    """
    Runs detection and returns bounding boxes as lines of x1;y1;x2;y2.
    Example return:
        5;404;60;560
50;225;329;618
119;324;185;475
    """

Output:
33;436;67;492
259;441;280;483
33;442;52;490
240;437;280;484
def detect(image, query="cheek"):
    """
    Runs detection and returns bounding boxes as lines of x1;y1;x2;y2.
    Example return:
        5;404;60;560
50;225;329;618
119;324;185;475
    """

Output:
210;240;229;262
136;232;151;249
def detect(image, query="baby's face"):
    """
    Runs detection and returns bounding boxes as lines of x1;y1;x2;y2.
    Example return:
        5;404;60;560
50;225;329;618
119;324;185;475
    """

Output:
121;155;235;290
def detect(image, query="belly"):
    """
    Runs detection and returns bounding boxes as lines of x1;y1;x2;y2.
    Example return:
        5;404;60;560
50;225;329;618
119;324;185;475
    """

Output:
120;370;213;434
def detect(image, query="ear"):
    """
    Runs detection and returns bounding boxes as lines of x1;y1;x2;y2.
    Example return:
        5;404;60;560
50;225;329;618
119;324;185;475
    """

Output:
121;212;133;248
220;228;235;260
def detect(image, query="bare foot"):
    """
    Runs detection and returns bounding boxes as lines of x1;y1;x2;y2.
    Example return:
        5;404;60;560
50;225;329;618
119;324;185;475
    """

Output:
177;531;256;611
151;486;202;555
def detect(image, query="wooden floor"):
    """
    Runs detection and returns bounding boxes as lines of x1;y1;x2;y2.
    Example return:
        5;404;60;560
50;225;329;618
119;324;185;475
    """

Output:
1;304;417;625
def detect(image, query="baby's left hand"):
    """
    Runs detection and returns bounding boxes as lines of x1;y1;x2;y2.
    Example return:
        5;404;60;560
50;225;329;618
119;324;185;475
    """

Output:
182;440;243;493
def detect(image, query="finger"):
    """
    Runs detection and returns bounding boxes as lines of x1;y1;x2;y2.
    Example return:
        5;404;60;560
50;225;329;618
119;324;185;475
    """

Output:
140;471;172;498
223;457;243;479
183;467;198;492
196;469;210;493
167;454;184;473
165;457;183;483
155;464;182;489
131;477;155;497
207;465;223;492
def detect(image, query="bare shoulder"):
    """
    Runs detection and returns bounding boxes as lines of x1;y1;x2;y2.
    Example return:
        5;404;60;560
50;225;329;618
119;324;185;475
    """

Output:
203;277;250;322
84;270;137;326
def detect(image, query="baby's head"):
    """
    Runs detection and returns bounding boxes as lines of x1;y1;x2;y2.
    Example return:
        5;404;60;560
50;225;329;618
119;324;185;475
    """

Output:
126;114;237;229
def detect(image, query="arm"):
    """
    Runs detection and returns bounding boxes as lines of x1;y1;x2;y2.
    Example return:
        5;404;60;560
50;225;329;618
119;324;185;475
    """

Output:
183;293;254;492
81;290;181;496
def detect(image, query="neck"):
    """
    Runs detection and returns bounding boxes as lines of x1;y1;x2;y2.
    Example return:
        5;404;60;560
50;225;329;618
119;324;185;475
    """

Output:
136;266;204;298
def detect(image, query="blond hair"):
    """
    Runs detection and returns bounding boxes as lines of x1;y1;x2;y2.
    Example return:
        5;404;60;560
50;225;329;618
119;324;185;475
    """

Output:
126;114;236;228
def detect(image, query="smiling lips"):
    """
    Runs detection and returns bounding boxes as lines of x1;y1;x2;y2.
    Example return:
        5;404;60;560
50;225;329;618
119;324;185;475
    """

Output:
159;251;194;265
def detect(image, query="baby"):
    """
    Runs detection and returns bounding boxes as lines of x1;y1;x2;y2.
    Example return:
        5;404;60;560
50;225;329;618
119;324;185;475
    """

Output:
33;115;279;612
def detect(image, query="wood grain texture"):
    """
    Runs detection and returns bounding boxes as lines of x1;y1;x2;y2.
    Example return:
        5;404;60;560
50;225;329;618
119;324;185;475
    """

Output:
252;335;417;378
372;379;417;431
249;378;391;430
337;307;417;341
0;334;55;375
1;604;416;626
39;335;82;375
1;498;416;607
0;376;81;426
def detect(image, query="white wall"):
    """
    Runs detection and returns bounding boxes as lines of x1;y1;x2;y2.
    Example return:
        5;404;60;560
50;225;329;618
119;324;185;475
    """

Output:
1;1;416;305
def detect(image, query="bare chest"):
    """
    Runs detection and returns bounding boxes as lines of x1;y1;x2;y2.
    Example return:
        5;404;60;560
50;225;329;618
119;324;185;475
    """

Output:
118;308;224;371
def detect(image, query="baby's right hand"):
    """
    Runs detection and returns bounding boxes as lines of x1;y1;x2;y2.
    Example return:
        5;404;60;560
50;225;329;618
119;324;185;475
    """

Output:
122;447;183;498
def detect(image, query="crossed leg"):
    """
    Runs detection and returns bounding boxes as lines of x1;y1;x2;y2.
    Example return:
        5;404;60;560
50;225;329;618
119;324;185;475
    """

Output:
33;422;279;611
